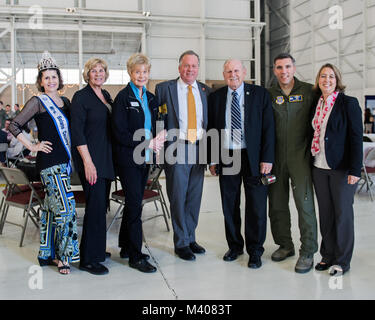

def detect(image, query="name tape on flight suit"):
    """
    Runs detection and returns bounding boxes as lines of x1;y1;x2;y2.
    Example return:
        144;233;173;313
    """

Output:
289;95;303;102
275;95;303;105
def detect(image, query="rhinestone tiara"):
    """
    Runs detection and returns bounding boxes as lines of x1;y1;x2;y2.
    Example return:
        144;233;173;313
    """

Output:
38;51;59;72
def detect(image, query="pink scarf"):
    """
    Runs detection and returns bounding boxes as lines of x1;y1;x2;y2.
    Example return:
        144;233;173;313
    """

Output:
311;91;339;156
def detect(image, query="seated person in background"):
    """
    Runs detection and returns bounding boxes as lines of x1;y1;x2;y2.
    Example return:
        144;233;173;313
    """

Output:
5;104;15;120
2;119;14;142
364;108;374;134
7;126;32;160
14;104;21;116
0;129;7;165
0;101;6;129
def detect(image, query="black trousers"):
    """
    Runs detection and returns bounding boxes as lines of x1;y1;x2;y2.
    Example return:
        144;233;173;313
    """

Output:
312;167;356;272
117;165;149;263
79;173;112;264
219;150;268;257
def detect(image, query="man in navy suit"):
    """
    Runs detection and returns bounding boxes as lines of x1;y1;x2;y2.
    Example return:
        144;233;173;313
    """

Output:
208;59;275;268
155;50;210;261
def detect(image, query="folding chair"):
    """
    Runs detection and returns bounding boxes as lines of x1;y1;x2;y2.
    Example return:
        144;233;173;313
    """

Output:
142;165;170;230
6;146;26;168
0;167;45;246
357;147;375;201
70;171;86;209
357;165;375;201
107;165;170;232
146;167;170;219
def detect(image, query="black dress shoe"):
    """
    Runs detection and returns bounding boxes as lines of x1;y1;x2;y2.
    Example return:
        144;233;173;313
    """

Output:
223;249;244;262
120;248;150;261
248;256;262;269
175;247;196;261
315;262;331;271
79;262;109;275
129;259;157;273
189;242;206;254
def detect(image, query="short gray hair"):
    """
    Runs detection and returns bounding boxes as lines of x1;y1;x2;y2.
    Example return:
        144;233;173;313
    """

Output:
223;59;246;71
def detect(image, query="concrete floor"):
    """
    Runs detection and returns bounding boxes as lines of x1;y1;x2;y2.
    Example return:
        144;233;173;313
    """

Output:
0;175;374;300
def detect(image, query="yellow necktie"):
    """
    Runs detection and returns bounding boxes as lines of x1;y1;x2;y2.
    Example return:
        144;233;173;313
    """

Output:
187;85;197;143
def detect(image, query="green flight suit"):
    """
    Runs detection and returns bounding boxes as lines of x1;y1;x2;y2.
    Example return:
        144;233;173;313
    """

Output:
267;77;318;256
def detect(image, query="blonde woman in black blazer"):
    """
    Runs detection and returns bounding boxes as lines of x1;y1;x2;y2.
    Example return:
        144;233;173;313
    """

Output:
70;58;115;275
310;63;363;276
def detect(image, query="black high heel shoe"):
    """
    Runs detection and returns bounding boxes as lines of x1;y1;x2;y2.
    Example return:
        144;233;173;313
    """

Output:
315;262;331;271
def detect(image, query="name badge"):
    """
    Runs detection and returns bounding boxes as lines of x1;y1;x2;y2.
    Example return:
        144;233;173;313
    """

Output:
289;95;303;102
276;96;284;105
131;101;140;107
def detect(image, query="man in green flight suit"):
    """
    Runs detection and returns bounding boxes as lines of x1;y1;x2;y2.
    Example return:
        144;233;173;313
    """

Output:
267;53;318;273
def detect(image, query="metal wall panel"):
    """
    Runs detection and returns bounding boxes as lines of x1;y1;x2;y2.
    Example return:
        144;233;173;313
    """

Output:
290;0;375;105
0;0;264;105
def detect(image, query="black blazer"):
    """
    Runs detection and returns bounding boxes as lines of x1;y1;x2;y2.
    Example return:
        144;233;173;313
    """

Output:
70;84;115;180
311;92;363;177
112;83;159;168
208;83;275;176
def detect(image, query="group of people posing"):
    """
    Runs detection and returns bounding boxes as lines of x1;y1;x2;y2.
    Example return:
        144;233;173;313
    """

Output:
8;50;362;277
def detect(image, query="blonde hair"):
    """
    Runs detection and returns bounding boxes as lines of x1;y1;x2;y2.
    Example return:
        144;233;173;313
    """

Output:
126;53;151;75
82;58;109;83
313;63;346;94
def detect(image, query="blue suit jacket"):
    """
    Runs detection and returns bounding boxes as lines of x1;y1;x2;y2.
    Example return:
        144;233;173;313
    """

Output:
155;78;210;146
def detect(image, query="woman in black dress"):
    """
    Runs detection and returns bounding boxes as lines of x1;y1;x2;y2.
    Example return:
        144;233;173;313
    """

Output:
70;58;115;275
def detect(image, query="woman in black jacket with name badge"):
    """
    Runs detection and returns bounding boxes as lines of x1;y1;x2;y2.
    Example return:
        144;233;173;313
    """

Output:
311;63;363;276
112;53;165;273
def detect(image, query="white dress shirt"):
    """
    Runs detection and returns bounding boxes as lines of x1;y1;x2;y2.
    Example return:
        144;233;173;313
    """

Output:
177;78;204;141
312;103;334;169
224;82;246;149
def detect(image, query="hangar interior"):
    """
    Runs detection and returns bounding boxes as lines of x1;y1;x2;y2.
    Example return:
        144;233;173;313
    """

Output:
0;0;374;300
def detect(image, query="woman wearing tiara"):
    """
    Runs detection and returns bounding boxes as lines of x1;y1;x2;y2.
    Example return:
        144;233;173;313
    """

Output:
9;51;79;275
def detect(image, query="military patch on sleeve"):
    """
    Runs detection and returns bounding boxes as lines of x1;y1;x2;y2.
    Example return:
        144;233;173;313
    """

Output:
276;96;285;105
289;95;303;102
